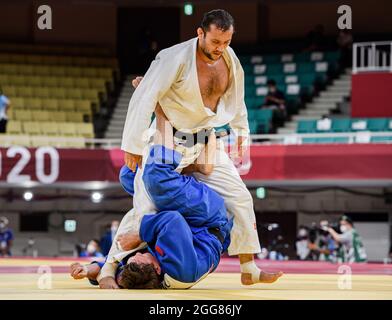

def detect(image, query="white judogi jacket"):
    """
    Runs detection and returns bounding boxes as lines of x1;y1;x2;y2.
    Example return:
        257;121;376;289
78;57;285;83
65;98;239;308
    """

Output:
121;37;249;155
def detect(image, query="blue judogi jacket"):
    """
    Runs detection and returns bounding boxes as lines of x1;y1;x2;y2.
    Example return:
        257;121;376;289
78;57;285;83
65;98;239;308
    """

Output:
119;145;232;285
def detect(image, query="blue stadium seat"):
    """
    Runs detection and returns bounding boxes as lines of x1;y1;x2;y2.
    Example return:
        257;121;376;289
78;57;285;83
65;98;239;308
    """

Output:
297;120;317;133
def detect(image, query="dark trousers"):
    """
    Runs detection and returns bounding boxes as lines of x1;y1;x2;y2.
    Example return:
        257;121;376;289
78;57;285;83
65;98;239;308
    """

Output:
0;119;7;133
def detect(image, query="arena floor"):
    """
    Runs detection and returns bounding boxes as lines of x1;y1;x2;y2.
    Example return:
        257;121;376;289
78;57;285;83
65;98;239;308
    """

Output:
1;258;391;300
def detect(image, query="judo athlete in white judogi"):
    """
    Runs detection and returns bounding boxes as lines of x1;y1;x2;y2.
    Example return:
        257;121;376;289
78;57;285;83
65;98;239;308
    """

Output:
98;9;283;288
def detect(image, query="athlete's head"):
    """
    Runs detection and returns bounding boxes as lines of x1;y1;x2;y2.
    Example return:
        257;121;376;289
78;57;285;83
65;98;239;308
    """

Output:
197;9;234;62
117;252;162;289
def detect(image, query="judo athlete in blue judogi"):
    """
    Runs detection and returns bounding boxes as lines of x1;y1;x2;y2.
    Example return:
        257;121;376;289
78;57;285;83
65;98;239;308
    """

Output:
70;144;232;289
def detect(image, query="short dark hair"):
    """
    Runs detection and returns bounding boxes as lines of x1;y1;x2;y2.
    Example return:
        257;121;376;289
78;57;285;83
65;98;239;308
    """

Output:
200;9;234;33
340;215;354;226
267;79;276;86
120;262;162;289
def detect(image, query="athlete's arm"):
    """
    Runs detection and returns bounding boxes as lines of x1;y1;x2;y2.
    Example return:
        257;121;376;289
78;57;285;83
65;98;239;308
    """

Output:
229;58;250;159
122;52;182;170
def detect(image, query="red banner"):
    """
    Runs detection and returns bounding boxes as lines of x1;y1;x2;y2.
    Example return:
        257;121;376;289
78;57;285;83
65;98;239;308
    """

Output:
242;144;392;181
352;72;392;117
0;146;118;184
1;144;391;184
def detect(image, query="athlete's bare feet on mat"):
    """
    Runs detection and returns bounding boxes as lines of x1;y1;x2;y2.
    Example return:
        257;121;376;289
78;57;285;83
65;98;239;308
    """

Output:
241;271;284;285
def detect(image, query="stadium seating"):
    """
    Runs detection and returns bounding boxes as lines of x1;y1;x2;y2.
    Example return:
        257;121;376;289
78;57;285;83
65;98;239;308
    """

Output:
295;117;392;144
247;109;274;133
240;50;340;134
296;118;392;134
0;51;118;147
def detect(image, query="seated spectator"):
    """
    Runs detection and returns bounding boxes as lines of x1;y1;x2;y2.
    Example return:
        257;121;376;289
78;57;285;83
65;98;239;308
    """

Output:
0;217;14;257
308;220;337;262
296;226;310;260
337;29;353;69
100;220;119;256
22;238;37;257
260;79;287;131
79;239;104;258
0;87;11;133
256;247;269;260
304;24;326;51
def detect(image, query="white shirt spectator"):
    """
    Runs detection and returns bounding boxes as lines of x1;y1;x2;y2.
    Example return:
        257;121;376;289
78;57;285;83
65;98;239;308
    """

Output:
0;95;10;120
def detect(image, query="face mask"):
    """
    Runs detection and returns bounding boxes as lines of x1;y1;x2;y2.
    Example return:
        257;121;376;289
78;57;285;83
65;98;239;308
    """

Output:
0;223;5;230
87;244;96;254
340;225;348;233
298;230;307;237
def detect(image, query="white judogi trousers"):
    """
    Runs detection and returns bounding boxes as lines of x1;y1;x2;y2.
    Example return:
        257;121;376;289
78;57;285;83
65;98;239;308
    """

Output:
106;138;261;263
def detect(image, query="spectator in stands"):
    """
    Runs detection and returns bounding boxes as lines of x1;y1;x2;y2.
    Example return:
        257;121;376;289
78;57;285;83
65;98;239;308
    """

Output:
260;79;287;131
326;215;367;263
79;239;104;258
296;226;310;260
337;29;353;69
100;220;120;256
0;87;11;133
0;217;14;257
137;28;159;73
256;247;269;260
22;238;37;257
308;220;337;262
304;24;327;51
307;222;322;260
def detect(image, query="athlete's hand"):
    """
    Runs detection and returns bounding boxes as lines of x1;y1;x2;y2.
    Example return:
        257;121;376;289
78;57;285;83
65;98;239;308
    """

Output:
124;152;142;172
99;276;119;289
70;262;88;279
131;76;143;89
231;136;248;159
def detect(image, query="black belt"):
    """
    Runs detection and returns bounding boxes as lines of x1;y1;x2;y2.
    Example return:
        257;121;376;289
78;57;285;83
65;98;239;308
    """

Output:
172;127;230;148
208;227;224;245
173;128;213;148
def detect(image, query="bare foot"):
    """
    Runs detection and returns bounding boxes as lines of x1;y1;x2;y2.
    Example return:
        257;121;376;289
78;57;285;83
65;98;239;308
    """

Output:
241;271;284;285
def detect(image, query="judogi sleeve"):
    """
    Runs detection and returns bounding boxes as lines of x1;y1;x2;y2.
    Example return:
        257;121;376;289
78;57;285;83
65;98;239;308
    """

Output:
142;145;227;229
229;58;250;142
119;165;136;196
121;51;183;155
140;211;203;283
89;257;124;286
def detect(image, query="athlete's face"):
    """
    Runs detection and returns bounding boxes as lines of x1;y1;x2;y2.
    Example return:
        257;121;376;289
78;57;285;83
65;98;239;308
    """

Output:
197;24;234;61
127;252;161;275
